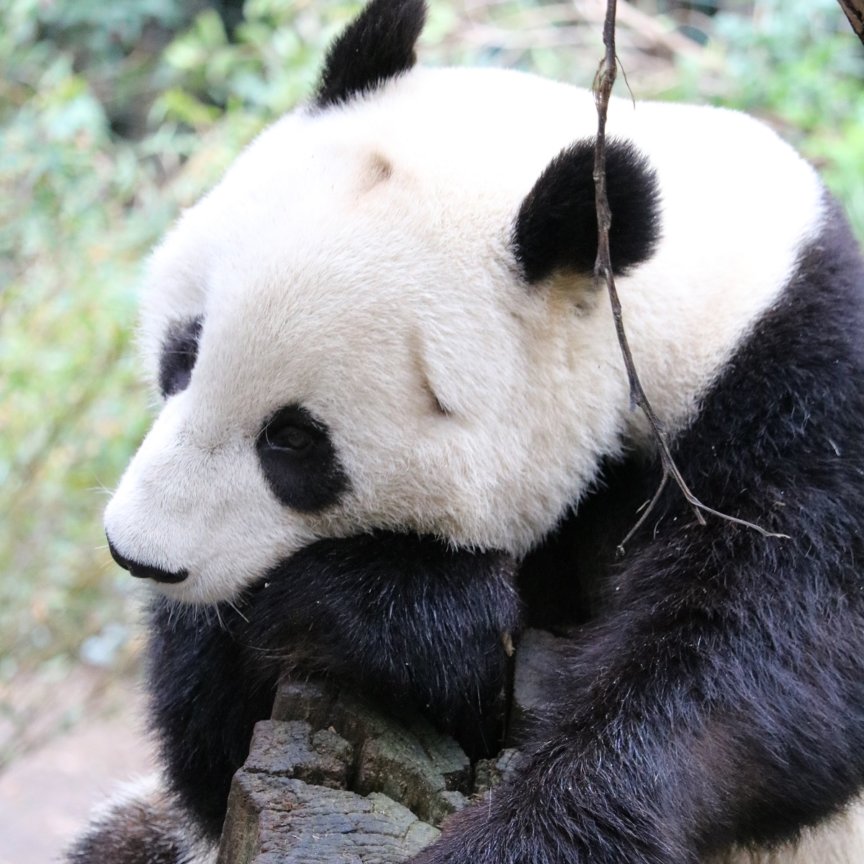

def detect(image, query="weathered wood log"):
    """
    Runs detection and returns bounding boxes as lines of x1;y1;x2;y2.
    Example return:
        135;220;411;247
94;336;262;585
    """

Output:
217;632;555;863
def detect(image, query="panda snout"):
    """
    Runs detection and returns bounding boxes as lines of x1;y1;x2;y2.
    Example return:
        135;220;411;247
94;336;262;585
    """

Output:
106;535;189;585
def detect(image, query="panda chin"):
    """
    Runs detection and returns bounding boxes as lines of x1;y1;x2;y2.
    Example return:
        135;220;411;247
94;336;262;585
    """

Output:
122;557;258;607
149;574;254;608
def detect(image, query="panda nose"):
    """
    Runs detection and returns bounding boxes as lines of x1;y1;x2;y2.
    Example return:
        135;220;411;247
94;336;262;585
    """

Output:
106;536;189;585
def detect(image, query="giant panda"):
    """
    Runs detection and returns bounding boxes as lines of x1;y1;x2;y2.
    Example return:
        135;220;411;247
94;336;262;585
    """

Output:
69;0;864;862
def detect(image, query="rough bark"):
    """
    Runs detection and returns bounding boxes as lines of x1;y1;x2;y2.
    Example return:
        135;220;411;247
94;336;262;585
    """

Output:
217;634;552;863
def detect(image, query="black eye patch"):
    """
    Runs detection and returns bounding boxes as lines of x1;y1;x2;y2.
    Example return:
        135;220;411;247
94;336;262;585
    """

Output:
159;316;203;398
256;404;349;513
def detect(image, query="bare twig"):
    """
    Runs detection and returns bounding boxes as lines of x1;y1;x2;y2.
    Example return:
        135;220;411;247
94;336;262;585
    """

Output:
837;0;864;45
591;0;788;554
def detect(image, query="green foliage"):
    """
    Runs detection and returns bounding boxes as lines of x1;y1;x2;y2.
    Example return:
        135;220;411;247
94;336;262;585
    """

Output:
1;0;862;703
0;0;360;691
1;6;160;685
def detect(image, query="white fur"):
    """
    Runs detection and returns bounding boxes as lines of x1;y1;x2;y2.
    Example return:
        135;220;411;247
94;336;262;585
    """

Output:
718;798;864;863
105;66;823;607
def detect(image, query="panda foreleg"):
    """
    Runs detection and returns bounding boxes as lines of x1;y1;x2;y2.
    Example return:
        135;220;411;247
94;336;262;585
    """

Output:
145;594;280;842
241;531;521;759
411;515;864;864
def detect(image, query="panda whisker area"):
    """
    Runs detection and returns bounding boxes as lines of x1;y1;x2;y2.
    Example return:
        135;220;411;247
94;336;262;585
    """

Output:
212;605;225;632
223;598;249;625
87;482;116;499
79;1;864;863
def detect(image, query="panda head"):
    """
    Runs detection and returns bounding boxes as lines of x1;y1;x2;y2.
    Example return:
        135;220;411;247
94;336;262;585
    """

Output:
103;0;663;604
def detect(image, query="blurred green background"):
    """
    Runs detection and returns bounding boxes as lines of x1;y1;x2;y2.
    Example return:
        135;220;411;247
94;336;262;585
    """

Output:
1;0;862;762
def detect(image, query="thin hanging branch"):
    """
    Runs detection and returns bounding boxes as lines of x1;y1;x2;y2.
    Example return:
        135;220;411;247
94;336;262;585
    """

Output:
837;0;864;45
591;0;788;554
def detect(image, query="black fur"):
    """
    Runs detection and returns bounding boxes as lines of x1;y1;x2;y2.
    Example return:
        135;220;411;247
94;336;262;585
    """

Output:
409;204;864;864
315;0;426;109
66;786;201;864
513;139;662;283
158;316;202;398
147;531;518;840
256;404;349;513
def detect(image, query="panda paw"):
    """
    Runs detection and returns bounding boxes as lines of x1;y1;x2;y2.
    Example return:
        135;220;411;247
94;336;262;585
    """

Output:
409;810;507;864
252;531;521;755
408;772;680;864
409;798;553;864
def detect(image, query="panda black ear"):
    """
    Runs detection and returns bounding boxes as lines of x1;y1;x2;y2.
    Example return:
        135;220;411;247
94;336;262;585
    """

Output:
315;0;427;109
512;139;661;284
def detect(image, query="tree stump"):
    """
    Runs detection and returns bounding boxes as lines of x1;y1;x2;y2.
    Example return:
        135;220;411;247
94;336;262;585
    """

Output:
218;629;564;863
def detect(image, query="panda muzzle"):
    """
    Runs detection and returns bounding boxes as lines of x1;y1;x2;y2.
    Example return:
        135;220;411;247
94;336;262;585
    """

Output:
106;536;189;585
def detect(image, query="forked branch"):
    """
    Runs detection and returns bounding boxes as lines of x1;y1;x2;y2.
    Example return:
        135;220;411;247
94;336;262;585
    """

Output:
590;0;787;553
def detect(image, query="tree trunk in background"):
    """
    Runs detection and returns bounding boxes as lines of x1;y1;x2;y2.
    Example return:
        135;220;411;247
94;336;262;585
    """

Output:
838;0;864;45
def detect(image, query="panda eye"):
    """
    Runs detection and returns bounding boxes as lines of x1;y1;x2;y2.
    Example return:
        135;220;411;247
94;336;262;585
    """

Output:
261;406;322;453
265;423;314;452
256;404;349;513
159;316;203;398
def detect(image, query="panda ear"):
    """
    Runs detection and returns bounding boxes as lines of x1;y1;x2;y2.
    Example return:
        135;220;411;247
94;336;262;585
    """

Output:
512;139;661;284
315;0;427;109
